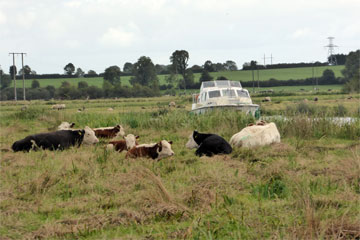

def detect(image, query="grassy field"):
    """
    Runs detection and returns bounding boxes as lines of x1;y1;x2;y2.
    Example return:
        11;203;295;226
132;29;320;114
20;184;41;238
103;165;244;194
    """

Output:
1;93;359;239
11;65;345;89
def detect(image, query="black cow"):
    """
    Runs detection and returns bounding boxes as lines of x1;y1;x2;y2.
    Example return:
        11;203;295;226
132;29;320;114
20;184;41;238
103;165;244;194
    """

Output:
12;127;99;152
185;130;232;157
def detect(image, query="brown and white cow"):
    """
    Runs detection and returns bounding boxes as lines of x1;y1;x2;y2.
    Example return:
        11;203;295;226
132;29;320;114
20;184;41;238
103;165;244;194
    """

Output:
93;125;125;138
106;134;139;152
125;140;174;160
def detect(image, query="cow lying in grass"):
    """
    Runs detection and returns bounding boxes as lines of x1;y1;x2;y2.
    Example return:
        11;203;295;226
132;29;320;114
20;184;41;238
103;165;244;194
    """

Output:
106;134;139;152
186;130;232;157
125;140;174;160
11;127;99;152
93;125;125;138
58;121;76;130
229;121;280;148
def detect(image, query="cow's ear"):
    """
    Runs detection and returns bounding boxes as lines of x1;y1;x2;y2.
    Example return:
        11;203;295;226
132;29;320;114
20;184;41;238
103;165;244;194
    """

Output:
79;130;85;136
168;140;173;145
136;136;140;139
70;123;75;127
193;130;198;138
158;142;162;152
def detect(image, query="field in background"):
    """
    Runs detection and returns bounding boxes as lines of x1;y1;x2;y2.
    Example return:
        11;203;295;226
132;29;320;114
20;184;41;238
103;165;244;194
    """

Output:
1;92;359;239
11;65;345;89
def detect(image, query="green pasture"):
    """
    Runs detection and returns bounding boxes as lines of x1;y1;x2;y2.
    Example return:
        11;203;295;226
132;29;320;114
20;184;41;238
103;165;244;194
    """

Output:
0;93;359;239
11;65;344;89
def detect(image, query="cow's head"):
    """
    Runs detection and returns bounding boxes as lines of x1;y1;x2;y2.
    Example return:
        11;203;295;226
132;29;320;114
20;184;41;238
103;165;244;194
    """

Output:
156;140;174;159
115;125;125;137
186;131;199;149
124;134;139;150
82;126;99;144
58;122;76;130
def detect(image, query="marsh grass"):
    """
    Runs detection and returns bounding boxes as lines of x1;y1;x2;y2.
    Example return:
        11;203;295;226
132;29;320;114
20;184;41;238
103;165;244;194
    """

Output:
0;95;359;239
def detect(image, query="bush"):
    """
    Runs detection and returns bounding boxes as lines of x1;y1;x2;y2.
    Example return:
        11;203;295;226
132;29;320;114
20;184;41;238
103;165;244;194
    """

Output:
31;79;40;89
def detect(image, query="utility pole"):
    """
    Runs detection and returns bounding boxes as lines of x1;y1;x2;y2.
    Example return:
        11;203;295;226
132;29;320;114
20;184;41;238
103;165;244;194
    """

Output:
20;53;27;100
9;53;17;101
9;52;26;101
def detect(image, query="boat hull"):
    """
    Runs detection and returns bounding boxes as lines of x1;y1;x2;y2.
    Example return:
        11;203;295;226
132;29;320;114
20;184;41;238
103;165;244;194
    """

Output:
191;104;260;115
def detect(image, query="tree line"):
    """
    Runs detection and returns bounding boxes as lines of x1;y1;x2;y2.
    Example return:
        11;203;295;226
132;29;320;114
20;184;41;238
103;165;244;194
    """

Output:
0;50;358;101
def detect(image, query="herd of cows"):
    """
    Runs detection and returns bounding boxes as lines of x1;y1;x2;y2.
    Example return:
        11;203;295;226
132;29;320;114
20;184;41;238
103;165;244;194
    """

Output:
11;120;281;159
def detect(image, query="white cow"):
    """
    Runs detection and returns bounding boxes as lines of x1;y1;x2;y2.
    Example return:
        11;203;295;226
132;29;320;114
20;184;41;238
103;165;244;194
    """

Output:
230;122;280;148
58;122;75;130
52;104;66;110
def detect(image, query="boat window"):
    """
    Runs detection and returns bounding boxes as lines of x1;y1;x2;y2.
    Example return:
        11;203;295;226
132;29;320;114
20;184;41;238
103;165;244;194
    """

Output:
216;81;229;88
230;81;241;87
222;89;236;97
237;90;249;98
203;82;215;88
209;90;221;98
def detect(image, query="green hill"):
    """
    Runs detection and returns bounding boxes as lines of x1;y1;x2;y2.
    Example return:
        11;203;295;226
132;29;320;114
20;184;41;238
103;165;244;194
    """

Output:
12;65;344;88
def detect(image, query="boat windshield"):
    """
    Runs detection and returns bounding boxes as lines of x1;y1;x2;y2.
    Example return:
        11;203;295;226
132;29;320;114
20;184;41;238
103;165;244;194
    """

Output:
230;81;241;88
216;81;229;87
203;82;215;88
208;90;221;98
202;81;242;89
222;89;236;97
237;90;249;98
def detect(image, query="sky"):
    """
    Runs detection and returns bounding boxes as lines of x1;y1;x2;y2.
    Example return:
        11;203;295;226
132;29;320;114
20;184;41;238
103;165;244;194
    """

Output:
0;0;359;74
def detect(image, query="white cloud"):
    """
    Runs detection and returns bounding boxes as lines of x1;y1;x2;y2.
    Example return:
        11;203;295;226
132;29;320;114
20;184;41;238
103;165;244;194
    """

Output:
65;40;80;48
63;0;83;8
99;26;137;47
0;10;7;25
15;11;36;28
291;28;311;39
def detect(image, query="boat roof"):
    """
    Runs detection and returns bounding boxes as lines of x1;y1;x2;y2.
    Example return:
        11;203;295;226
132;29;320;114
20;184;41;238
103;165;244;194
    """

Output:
200;80;243;91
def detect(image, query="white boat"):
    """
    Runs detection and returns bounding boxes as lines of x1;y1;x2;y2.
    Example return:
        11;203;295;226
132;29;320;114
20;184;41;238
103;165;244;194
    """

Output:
191;80;260;115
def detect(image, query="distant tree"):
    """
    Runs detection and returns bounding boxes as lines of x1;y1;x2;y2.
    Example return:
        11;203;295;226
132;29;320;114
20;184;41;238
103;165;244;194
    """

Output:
204;60;215;72
155;64;169;74
214;63;225;72
78;81;88;89
45;85;56;97
170;50;189;88
103;65;121;85
0;70;11;89
185;69;194;85
320;69;336;84
130;56;159;90
329;54;347;65
61;81;71;88
199;70;213;83
242;62;250;70
19;65;32;77
64;63;75;75
75;68;85;77
343;71;360;93
224;60;238;71
189;64;203;73
31;79;40;88
123;62;134;74
30;70;37;75
87;70;97;75
342;50;360;93
9;65;17;78
217;76;228;80
342;50;360;81
102;80;113;96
